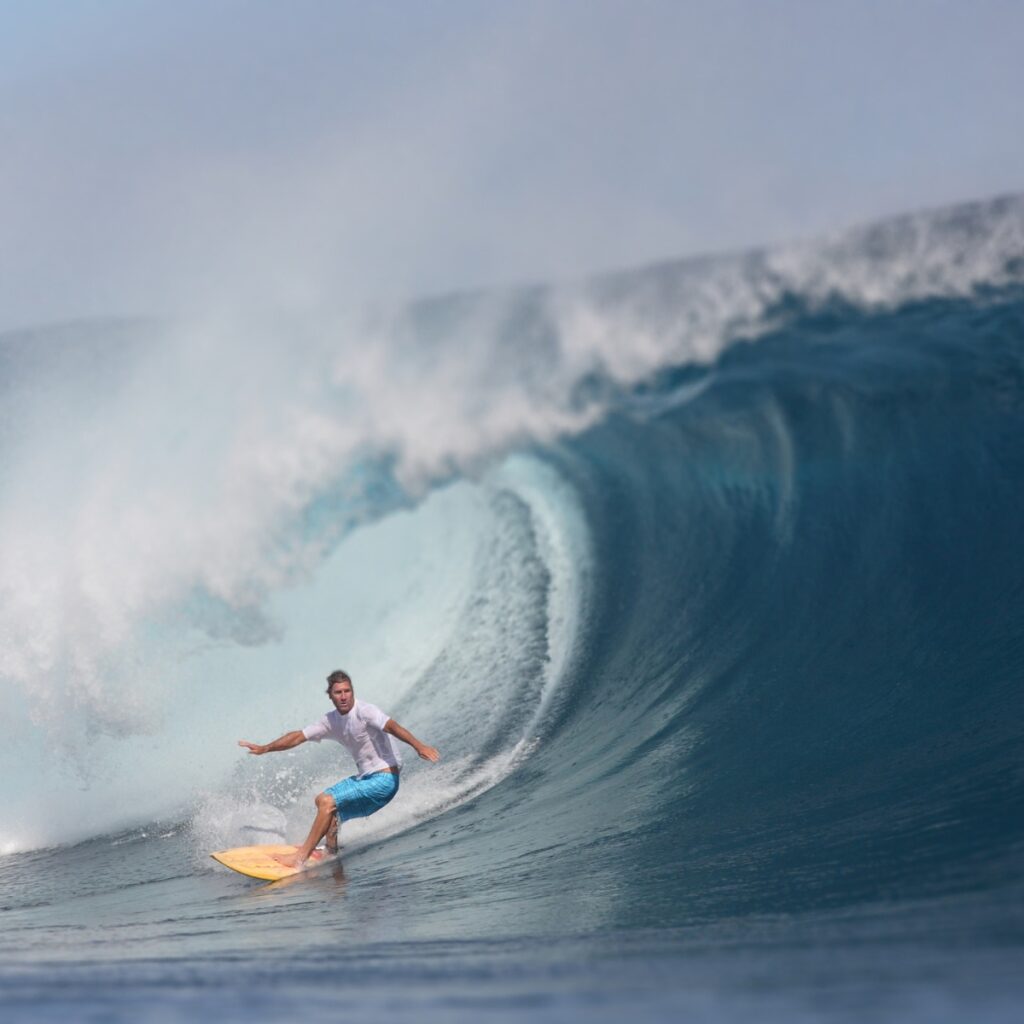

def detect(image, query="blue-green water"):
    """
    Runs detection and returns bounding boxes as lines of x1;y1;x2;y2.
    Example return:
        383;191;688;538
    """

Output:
1;195;1024;1021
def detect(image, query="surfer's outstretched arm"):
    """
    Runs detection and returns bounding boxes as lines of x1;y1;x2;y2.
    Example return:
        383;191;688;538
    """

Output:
384;719;440;762
237;731;307;755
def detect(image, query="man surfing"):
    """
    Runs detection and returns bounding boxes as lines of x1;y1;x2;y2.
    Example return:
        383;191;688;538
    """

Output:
238;669;439;869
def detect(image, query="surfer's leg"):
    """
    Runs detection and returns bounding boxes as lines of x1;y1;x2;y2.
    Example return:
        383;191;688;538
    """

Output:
273;792;336;869
325;812;339;854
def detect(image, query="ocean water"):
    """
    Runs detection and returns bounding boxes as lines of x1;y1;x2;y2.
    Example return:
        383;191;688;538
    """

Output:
1;195;1023;1022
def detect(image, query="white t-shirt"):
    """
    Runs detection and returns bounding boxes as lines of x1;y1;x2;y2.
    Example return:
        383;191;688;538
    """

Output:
302;700;402;777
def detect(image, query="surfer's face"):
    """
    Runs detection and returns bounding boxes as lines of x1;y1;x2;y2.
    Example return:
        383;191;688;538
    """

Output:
329;681;354;714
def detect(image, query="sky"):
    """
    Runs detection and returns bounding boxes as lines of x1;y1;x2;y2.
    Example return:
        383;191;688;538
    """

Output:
1;0;1023;330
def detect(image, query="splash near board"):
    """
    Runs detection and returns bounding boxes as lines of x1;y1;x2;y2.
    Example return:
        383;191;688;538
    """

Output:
211;845;329;881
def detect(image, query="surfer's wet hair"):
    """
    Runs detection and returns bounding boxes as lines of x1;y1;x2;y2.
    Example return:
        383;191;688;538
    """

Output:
326;670;353;693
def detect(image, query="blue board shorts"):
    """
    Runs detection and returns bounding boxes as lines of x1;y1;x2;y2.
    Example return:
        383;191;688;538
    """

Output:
325;770;400;821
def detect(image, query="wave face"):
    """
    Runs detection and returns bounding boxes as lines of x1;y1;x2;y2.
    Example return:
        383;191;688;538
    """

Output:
1;195;1023;947
531;290;1024;925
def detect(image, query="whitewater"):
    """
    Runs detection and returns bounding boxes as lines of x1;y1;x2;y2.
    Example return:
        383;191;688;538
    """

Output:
1;194;1023;1021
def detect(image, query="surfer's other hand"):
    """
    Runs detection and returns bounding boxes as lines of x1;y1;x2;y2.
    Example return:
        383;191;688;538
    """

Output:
238;740;266;755
417;745;440;763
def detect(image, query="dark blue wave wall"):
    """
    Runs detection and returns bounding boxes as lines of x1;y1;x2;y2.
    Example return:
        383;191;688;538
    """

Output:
467;288;1024;930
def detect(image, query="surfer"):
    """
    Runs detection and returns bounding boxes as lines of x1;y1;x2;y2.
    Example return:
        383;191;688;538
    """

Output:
238;670;440;869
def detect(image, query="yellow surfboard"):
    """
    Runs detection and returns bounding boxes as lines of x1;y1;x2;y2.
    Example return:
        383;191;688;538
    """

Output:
210;844;330;881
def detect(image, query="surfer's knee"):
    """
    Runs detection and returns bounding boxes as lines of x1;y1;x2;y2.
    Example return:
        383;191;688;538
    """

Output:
315;792;335;814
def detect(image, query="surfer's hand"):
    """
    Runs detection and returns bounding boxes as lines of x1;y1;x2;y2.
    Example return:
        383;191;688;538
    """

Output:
417;744;440;763
238;740;266;755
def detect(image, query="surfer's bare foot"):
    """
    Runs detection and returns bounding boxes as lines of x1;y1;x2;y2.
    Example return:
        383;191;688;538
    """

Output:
272;850;305;870
325;813;339;854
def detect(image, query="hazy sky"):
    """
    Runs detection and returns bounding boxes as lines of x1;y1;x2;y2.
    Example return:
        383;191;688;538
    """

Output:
2;0;1023;329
